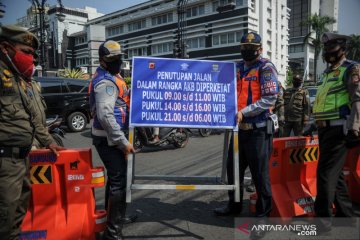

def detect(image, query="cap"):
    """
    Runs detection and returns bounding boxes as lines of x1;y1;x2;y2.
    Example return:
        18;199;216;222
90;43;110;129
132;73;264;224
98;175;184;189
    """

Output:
99;40;124;61
240;32;262;45
293;74;303;82
0;25;39;50
321;32;350;45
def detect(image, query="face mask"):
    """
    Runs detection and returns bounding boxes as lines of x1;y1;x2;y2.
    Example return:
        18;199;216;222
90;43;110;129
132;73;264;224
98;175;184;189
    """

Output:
12;48;35;81
241;49;260;61
106;59;122;75
293;82;302;88
323;48;344;64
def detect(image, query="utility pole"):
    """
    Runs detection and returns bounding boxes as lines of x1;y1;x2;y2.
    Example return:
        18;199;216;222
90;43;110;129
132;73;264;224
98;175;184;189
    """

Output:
32;0;65;76
174;0;189;59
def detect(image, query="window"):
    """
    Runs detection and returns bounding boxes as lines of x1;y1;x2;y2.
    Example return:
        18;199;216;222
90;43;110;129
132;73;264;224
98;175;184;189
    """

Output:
75;36;87;45
107;25;124;37
151;13;173;26
186;37;205;49
213;0;239;12
186;4;205;17
128;19;146;32
288;44;304;53
67;81;88;93
76;58;89;66
41;81;63;94
212;31;243;46
151;42;173;55
128;47;147;58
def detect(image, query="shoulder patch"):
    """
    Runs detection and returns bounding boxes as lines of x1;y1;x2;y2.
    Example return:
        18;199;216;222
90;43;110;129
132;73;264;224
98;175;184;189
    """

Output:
3;69;11;78
106;85;115;96
350;64;360;84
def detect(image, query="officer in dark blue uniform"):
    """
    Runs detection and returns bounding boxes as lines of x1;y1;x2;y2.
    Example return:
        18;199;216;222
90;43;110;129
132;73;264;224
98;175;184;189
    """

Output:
214;32;278;239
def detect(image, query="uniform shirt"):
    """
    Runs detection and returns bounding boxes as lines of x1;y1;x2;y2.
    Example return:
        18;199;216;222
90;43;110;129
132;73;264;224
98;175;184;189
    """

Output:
0;60;53;147
273;85;285;123
92;77;129;149
239;60;279;119
324;58;360;131
283;86;310;122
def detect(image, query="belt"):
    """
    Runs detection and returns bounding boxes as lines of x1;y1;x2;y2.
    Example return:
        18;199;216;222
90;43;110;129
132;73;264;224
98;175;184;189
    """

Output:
316;119;345;128
0;146;31;159
239;121;266;130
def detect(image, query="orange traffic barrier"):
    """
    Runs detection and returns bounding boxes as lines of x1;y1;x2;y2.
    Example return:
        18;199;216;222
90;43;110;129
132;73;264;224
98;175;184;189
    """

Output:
20;149;106;240
345;145;360;204
269;136;319;217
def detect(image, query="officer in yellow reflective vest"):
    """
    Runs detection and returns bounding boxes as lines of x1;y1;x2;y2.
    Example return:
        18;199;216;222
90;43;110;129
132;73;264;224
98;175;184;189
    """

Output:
313;32;360;231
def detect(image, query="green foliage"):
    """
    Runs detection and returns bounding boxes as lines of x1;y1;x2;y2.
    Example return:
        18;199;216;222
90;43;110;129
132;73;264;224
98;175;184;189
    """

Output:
302;14;336;82
347;34;360;61
60;68;86;79
286;67;294;88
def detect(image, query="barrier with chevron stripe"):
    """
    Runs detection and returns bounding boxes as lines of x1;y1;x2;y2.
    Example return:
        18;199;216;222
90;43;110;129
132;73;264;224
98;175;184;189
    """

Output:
289;147;318;164
30;165;52;184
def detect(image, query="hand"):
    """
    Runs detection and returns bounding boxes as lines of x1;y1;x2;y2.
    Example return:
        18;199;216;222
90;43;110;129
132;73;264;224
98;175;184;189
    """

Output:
122;143;135;160
237;111;243;125
47;143;65;156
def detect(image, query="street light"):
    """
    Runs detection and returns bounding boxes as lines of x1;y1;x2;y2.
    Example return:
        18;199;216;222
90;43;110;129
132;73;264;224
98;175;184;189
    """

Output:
31;0;65;76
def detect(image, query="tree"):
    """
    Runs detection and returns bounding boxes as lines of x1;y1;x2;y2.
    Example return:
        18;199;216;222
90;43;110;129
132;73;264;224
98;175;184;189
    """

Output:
302;13;336;83
347;34;360;61
60;68;86;79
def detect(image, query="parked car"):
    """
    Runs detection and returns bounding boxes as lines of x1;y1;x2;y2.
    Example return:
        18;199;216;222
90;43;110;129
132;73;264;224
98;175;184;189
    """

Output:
35;77;91;132
305;86;317;107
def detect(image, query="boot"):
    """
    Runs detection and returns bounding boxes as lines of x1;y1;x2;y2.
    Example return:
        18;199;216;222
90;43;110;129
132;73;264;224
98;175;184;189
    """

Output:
102;194;126;240
105;183;138;224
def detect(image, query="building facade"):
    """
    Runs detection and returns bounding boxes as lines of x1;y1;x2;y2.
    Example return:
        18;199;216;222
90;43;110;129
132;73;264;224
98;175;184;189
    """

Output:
66;0;289;83
16;5;103;73
287;0;338;82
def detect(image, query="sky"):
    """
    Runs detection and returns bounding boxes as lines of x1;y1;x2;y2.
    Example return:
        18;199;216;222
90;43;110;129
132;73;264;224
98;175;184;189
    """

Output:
0;0;149;25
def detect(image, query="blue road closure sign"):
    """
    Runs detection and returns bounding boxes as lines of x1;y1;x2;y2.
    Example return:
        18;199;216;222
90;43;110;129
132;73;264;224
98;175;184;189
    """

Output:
130;57;237;129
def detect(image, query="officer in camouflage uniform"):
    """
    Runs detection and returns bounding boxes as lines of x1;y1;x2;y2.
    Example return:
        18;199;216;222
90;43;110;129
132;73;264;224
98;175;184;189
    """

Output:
0;25;63;239
283;75;311;136
313;32;360;231
30;80;50;149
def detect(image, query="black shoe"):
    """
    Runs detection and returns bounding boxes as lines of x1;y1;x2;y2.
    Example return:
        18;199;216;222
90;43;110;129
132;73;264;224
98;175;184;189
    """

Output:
246;184;255;193
123;214;138;224
213;205;242;216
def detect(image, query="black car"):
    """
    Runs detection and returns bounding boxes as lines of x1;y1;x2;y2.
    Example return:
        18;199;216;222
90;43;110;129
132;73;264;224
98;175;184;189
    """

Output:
35;77;91;132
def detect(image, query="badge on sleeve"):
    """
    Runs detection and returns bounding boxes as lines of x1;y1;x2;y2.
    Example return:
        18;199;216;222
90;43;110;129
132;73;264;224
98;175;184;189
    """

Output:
106;85;115;96
351;65;360;84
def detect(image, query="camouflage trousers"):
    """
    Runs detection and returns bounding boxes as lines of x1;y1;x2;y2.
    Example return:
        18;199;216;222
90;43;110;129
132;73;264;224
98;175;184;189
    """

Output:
283;121;304;137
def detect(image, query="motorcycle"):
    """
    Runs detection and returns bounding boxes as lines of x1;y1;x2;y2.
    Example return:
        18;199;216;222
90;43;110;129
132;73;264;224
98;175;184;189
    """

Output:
198;128;212;137
134;127;189;152
46;116;65;147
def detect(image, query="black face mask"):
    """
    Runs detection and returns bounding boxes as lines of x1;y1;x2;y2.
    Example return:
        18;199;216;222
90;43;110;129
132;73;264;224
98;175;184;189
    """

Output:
241;49;260;61
106;59;122;75
293;82;302;88
323;48;344;64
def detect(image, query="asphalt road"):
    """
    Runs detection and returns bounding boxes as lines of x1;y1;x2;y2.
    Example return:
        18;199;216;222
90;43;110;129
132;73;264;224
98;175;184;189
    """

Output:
62;125;360;240
63;126;242;240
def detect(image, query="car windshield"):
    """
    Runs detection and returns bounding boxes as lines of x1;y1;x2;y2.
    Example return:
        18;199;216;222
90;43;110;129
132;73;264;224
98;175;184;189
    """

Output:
307;88;317;97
